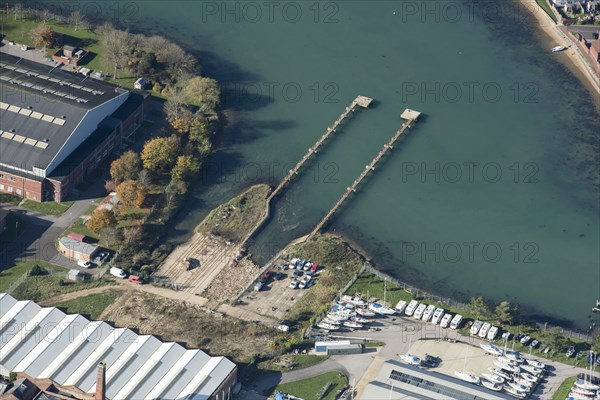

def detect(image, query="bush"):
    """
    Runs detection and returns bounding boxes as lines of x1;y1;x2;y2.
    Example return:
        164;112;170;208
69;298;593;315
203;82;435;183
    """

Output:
28;264;47;276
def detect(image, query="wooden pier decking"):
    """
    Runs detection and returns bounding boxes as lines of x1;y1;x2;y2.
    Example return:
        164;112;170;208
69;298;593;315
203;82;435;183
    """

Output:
308;109;421;238
267;96;373;202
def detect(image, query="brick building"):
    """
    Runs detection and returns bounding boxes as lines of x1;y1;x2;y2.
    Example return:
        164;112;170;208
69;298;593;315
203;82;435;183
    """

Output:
0;52;149;203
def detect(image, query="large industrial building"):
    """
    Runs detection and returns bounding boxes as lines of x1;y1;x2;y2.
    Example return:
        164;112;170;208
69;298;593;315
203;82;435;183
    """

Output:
0;52;148;203
0;293;237;400
360;360;513;400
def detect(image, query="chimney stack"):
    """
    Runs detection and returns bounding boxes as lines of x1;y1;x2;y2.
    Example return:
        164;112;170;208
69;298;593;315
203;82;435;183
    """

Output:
95;362;106;400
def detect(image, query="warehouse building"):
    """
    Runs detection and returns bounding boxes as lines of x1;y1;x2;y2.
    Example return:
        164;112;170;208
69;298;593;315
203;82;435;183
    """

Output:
0;293;237;400
0;52;148;202
360;360;512;400
57;236;99;262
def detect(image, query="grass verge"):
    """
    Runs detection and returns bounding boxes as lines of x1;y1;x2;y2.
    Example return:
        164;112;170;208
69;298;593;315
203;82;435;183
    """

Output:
11;274;113;302
52;291;119;320
21;199;74;216
0;260;67;293
258;354;328;372
196;184;271;243
535;0;558;23
269;371;347;400
552;376;577;400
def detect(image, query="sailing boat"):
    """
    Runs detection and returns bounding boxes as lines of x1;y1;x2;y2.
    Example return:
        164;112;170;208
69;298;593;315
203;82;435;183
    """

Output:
455;344;480;384
574;351;600;391
368;277;395;315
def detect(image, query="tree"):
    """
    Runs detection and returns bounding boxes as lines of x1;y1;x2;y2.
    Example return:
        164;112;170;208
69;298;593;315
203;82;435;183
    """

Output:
169;107;194;135
87;209;117;234
494;301;516;325
30;24;56;48
592;334;600;353
40;9;51;24
539;326;565;353
104;179;117;193
97;23;132;79
184;76;221;112
69;10;87;31
189;116;209;143
110;151;142;182
29;264;47;276
141;136;180;172
116;180;147;207
138;169;151;185
467;296;490;320
171;155;200;182
100;226;122;247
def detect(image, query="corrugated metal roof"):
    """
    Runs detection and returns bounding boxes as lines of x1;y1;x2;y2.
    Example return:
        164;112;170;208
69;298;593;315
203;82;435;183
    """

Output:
0;293;236;400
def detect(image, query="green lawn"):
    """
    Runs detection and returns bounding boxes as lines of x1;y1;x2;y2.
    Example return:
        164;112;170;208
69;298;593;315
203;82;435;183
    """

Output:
0;260;67;293
552;376;577;400
345;273;413;308
258;354;328;372
11;274;114;302
270;371;347;400
0;193;21;205
21;199;74;216
52;291;118;320
535;0;558;23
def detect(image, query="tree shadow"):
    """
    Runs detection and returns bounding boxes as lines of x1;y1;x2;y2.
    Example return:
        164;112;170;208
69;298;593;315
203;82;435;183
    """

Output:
59;33;98;49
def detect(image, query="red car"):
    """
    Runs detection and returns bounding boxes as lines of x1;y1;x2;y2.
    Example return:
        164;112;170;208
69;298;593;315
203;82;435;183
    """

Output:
128;275;143;285
309;263;319;273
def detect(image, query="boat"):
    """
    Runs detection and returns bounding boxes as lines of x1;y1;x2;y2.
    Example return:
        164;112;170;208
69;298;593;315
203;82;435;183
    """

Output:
574;379;600;391
400;354;421;366
413;304;427;319
470;320;483;335
481;380;503;391
395;300;407;313
480;342;503;356
431;307;445;324
440;313;453;328
454;371;480;384
341;295;366;307
498;356;520;366
487;326;499;340
355;308;376;317
352;316;370;324
568;392;596;400
343;320;363;329
327;313;348;322
331;305;355;316
404;300;419;316
482;373;505;385
493;359;519;373
525;359;545;370
504;350;524;363
479;322;492;338
504;385;527;398
422;304;436;322
316;322;338;330
322;318;341;326
552;45;566;53
520;364;542;375
514;378;534;389
571;386;596;397
450;314;463;329
488;367;512;380
507;381;530;393
369;302;395;315
519;372;537;383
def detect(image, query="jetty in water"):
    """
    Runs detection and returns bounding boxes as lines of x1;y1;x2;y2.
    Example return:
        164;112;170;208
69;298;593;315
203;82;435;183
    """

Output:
267;95;373;202
309;108;422;238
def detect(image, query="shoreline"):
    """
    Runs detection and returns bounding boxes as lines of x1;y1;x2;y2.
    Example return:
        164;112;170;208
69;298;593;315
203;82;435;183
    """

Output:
517;0;600;102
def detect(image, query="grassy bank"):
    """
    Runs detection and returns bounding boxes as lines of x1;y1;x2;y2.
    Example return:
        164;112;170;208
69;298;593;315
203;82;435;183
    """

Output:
21;199;74;216
258;354;328;372
535;0;558;23
0;260;67;292
269;371;347;400
52;291;118;320
552;376;577;400
12;274;113;302
196;184;271;243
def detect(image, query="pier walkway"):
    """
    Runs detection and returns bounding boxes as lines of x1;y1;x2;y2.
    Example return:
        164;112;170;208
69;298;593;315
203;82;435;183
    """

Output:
267;95;373;202
309;108;421;238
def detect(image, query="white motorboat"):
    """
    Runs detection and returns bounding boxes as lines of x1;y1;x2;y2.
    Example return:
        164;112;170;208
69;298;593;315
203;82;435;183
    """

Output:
341;295;366;307
497;356;519;366
574;379;600;391
355;308;376;317
482;380;503;391
395;300;407;313
400;354;421;366
568;391;596;400
322;317;341;326
454;371;480;384
519;372;537;383
405;300;419;316
525;359;545;370
440;313;453;328
327;313;348;322
504;350;524;363
413;304;427;319
504;385;527;398
571;386;596;396
482;373;504;385
487;326;499;340
422;304;436;322
470;320;483;335
316;322;337;330
508;381;530;393
343;320;363;329
480;342;503;356
352;316;370;324
488;367;511;380
494;359;519;373
369;302;395;315
552;45;566;53
479;322;492;338
431;307;445;324
450;314;463;329
331;305;356;316
514;378;533;389
520;364;542;375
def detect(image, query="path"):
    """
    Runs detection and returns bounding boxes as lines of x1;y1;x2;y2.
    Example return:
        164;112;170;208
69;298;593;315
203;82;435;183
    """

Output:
39;285;124;306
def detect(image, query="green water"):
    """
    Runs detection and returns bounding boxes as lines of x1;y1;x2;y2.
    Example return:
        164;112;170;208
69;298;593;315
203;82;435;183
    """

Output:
58;0;600;328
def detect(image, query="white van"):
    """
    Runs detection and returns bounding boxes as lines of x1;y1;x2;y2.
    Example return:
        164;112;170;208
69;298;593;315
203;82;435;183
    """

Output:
77;260;93;268
110;267;127;279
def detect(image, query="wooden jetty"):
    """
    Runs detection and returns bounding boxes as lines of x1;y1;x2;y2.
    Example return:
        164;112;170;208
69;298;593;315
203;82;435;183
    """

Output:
309;108;421;238
267;95;373;202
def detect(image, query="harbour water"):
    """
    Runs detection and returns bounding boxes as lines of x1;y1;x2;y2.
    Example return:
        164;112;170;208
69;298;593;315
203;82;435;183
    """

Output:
65;0;600;328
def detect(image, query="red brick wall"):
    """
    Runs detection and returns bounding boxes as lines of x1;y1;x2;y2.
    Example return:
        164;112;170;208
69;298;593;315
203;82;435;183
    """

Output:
0;171;44;200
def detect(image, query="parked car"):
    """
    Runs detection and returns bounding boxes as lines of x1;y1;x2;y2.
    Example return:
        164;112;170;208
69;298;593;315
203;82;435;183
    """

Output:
309;263;319;273
77;260;94;269
254;281;264;292
109;267;127;279
289;280;299;289
501;331;511;341
520;335;531;345
420;354;441;368
128;275;143;285
303;262;312;271
566;346;576;357
292;270;303;279
275;272;285;280
530;339;539;348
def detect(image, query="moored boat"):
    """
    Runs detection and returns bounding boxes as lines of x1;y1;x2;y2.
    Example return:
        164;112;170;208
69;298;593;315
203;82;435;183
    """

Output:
520;364;542;375
400;354;421;366
316;322;337;330
352;316;370;324
571;386;596;397
508;381;530;393
552;45;566;53
369;302;395;315
519;372;537;383
525;359;545;370
482;373;504;385
482;380;503;391
355;308;376;317
480;342;503;356
454;371;480;384
493;359;519;373
504;385;527;398
574;379;600;391
488;367;511;380
343;320;363;328
504;350;524;363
